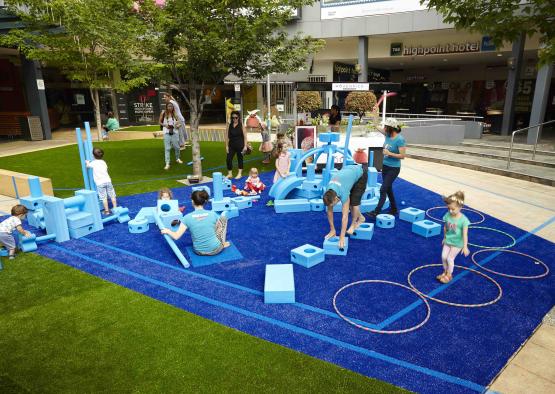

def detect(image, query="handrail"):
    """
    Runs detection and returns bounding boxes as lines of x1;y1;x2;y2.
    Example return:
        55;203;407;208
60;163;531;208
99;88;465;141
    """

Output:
507;119;555;169
385;112;484;121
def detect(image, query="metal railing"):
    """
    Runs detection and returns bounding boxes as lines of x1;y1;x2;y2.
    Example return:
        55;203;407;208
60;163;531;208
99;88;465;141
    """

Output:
507;119;555;169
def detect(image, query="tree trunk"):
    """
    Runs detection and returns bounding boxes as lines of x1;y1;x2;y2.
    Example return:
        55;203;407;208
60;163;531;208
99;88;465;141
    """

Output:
89;87;103;141
188;86;203;177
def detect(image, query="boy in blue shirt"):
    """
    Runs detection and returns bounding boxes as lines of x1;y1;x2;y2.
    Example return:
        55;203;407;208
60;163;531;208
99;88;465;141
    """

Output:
322;164;367;248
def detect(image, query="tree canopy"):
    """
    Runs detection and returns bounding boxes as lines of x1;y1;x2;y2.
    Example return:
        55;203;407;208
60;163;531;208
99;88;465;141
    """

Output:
425;0;554;65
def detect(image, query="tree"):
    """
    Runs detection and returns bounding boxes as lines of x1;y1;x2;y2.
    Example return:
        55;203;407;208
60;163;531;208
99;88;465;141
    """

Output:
1;0;153;139
139;0;324;177
297;91;322;113
424;0;555;65
344;91;377;120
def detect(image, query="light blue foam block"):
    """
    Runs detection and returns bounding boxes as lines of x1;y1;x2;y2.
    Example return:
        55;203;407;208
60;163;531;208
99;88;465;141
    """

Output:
291;244;325;268
376;214;395;229
412;219;442;238
301;179;322;191
211;197;233;211
310;199;324;212
323;236;348;256
350;223;374;240
400;207;425;223
319;132;340;143
230;196;252;210
20;196;44;211
367;167;378;187
66;212;94;229
69;224;96;239
157;199;179;214
274;199;311;213
185;242;243;268
128;217;149;234
264;264;295;304
136;207;156;224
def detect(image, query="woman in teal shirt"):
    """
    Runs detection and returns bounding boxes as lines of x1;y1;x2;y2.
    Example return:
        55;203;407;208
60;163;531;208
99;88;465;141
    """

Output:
368;117;406;218
102;111;119;140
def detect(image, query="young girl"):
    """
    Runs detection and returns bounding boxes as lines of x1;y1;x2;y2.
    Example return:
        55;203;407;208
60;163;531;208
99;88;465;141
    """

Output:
0;205;32;260
438;191;470;283
273;142;291;183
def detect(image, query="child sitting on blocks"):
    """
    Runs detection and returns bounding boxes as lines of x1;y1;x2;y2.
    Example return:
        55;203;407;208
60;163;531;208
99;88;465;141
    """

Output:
0;204;32;260
86;147;118;215
158;187;185;213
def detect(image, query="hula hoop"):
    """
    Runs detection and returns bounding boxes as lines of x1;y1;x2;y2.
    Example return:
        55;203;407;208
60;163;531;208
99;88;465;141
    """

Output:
333;280;431;334
426;206;485;225
407;264;502;308
472;249;550;279
468;226;516;249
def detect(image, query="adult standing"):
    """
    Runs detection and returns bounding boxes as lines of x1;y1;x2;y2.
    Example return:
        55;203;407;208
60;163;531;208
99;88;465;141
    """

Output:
225;110;248;179
163;93;188;149
368;118;406;218
245;109;271;164
159;102;183;170
328;104;342;132
322;164;367;249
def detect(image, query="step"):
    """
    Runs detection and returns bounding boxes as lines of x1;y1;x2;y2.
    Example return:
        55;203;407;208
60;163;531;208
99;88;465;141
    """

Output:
461;141;555;157
407;144;555;168
406;147;555;186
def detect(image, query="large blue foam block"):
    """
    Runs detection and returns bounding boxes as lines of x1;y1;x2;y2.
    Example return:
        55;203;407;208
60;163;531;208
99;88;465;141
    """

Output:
157;199;179;214
350;223;374;240
376;214;395;229
323;236;348;256
400;207;425;223
68;224;96;239
301;179;322;192
290;244;325;268
211;197;233;211
319;132;340;143
230;196;252;210
412;219;442;238
274;199;311;213
264;264;295;304
310;199;324;212
128;217;149;234
136;207;156;223
20;196;44;211
66;212;94;229
367;167;378;187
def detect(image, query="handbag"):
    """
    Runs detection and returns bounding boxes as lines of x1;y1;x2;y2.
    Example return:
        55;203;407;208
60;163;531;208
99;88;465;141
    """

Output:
245;143;252;155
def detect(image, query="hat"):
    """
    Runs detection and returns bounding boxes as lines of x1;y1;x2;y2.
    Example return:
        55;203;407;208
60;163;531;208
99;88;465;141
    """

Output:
384;117;400;129
248;109;260;116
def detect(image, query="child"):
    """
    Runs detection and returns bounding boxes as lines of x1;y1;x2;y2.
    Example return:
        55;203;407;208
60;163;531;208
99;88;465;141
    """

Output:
0;205;32;260
158;187;185;213
438;191;470;284
86;147;117;215
273;142;291;183
244;168;266;195
276;132;290;150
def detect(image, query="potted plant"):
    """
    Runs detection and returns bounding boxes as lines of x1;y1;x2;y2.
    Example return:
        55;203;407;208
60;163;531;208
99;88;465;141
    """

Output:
344;91;377;120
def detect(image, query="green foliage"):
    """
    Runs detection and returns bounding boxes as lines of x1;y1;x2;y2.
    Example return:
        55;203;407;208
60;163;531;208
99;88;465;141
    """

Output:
344;91;377;118
297;91;322;112
424;0;555;65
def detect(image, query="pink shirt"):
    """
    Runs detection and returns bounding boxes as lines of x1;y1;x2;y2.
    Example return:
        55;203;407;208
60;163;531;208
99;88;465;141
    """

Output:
274;151;291;182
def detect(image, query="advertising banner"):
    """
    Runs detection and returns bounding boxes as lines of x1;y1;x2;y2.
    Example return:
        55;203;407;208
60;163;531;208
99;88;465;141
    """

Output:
321;0;427;20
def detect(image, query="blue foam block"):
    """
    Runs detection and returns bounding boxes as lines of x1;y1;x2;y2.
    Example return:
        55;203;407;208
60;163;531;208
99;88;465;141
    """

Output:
27;209;45;230
185;242;243;268
323;236;348;256
66;212;94;229
400;207;425;223
18;234;37;252
367;167;378;187
69;224;96;239
319;132;340;143
274;199;311;213
223;206;239;219
310;199;324;212
350;223;374;240
412;219;442;238
230;196;252;210
157;199;179;214
159;212;182;228
360;197;378;213
211;197;233;211
362;187;375;200
222;177;232;190
301;179;322;191
112;206;131;223
136;207;156;224
376;214;395;229
291;187;321;200
20;196;44;210
128;218;149;234
264;264;295;304
291;244;325;268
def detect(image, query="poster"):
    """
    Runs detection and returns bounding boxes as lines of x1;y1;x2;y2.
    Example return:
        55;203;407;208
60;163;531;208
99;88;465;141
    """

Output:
295;126;317;154
321;0;427;20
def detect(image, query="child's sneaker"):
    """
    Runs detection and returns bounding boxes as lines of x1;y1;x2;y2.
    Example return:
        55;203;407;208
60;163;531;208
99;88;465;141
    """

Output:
8;255;15;260
176;159;183;164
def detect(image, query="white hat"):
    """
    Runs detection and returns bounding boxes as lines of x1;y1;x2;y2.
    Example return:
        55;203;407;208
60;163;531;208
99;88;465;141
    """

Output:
384;117;400;129
248;109;260;116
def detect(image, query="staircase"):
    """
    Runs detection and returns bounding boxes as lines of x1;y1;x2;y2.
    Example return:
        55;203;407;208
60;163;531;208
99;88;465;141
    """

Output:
406;139;555;186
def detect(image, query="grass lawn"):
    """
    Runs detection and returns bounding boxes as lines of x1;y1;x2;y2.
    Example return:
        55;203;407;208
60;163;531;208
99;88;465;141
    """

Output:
119;125;161;132
0;139;270;198
0;254;407;393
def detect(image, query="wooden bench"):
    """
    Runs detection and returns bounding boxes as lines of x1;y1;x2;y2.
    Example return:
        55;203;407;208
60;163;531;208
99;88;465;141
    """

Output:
0;169;53;198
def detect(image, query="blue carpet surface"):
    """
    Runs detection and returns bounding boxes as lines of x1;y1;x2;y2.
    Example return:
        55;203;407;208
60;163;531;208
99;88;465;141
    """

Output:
186;242;243;267
16;170;554;394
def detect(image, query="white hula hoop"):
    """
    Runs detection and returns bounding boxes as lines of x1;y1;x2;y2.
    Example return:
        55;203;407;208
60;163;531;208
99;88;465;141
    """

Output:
472;249;550;279
407;264;502;308
426;206;485;225
333;279;431;334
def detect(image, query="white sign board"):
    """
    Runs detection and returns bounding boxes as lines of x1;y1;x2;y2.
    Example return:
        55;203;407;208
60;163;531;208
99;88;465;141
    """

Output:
36;79;45;90
234;84;241;92
332;83;369;91
276;104;285;112
321;0;427;20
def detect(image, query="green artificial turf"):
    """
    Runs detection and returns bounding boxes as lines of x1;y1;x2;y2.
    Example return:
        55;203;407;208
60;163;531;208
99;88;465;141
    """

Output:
0;254;408;393
119;125;161;131
0;139;271;198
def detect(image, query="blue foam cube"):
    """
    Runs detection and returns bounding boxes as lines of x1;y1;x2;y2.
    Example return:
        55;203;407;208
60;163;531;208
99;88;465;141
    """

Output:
20;196;44;210
367;167;378;187
291;188;321;200
376;214;395;229
136;207;156;223
362;187;375;200
301;180;322;191
350;223;374;240
128;217;149;234
159;212;182;228
274;199;311;213
264;264;295;304
157;199;179;214
400;207;425;223
323;236;348;256
222;177;232;190
18;234;37;252
211;197;233;211
290;244;325;268
112;206;130;223
319;132;340;143
230;196;252;210
310;199;324;212
412;220;442;238
69;224;96;239
66;212;94;229
360;197;378;213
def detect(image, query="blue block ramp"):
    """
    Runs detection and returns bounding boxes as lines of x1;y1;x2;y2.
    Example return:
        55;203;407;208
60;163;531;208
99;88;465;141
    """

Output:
185;242;243;267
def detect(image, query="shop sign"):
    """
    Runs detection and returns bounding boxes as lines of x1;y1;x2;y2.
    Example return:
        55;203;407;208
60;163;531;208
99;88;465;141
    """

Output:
403;42;480;56
333;62;389;82
332;83;369;91
481;36;496;52
390;42;403;56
